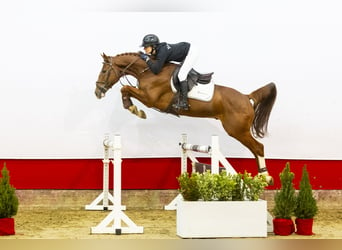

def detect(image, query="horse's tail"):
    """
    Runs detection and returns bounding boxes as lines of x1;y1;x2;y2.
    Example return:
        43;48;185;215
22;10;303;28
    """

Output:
248;82;277;138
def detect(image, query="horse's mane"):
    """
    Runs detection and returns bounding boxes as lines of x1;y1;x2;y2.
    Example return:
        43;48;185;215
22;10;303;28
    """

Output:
115;52;140;57
113;51;175;68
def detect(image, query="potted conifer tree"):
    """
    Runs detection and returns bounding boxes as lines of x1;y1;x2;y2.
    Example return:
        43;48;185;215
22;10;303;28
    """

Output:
272;162;296;235
0;163;19;236
294;165;318;235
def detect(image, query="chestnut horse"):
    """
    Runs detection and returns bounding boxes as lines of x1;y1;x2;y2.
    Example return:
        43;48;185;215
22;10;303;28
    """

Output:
95;52;277;184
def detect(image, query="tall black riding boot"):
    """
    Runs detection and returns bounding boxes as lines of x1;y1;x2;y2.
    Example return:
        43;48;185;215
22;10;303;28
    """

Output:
172;80;189;111
178;80;189;110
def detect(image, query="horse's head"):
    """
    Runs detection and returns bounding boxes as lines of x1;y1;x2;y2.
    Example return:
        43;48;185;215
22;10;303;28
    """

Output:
95;52;144;99
95;53;121;99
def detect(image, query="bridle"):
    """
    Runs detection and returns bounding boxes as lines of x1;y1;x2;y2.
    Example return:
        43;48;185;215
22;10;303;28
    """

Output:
96;56;140;94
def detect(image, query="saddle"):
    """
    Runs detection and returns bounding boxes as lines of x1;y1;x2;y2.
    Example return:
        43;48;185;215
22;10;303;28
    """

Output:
166;66;215;116
187;68;214;85
172;67;214;92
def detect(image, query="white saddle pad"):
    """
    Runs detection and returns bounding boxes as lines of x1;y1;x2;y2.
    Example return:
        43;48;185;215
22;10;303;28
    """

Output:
171;79;215;102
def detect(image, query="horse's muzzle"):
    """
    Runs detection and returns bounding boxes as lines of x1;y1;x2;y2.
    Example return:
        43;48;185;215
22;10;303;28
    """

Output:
95;88;106;99
95;82;107;99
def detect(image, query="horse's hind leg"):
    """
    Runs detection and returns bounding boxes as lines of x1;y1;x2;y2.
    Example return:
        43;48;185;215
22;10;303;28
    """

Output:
221;120;274;184
236;133;273;185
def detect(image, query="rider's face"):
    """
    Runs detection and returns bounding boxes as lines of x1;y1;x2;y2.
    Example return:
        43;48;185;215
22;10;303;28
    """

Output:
143;46;153;55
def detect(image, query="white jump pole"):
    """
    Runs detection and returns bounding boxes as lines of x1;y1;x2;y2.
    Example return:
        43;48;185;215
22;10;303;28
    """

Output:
210;135;220;174
164;134;190;210
210;135;236;175
91;135;143;235
85;134;125;211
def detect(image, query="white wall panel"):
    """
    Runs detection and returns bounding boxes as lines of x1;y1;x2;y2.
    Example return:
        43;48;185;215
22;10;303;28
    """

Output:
0;1;341;159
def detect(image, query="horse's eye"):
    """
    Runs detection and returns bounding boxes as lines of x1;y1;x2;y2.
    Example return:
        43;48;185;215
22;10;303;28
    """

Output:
102;70;106;74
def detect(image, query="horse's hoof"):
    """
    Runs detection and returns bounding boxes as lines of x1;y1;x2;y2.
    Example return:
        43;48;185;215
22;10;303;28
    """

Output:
138;110;146;119
259;172;274;185
128;105;137;114
265;175;274;185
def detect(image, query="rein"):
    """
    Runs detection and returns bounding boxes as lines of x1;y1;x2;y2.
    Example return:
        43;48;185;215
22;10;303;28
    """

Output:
118;57;140;87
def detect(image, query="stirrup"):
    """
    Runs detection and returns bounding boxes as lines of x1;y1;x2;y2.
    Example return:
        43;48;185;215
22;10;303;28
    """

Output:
172;101;189;111
172;102;189;111
179;101;189;110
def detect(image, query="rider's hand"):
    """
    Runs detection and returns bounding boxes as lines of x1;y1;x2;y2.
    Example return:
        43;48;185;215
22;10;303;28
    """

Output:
139;53;150;62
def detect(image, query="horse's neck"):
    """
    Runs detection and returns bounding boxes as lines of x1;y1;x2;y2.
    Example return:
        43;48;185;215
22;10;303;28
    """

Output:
137;66;175;92
141;63;177;80
117;54;178;85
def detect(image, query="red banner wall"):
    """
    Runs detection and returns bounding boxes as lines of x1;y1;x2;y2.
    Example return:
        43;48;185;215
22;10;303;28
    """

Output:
0;158;341;190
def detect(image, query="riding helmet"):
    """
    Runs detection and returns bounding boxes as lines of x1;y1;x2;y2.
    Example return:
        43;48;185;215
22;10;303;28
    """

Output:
141;34;160;47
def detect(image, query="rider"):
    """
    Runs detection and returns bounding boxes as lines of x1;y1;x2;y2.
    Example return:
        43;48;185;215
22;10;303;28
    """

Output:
139;34;198;111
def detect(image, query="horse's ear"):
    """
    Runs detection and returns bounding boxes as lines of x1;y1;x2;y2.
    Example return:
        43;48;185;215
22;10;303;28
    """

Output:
101;53;109;62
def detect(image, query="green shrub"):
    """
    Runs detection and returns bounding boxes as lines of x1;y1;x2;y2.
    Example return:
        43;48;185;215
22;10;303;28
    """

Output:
197;171;216;201
213;171;236;201
232;173;244;201
177;169;268;201
177;172;201;201
243;172;269;201
0;163;19;218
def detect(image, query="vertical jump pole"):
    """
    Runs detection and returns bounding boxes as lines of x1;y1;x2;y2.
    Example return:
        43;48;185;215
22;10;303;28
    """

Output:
91;134;143;235
112;134;122;232
164;133;189;210
210;135;219;174
181;133;188;174
85;134;117;211
102;134;111;210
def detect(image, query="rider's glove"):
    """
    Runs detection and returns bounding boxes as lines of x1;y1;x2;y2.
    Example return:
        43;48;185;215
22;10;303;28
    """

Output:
140;53;150;62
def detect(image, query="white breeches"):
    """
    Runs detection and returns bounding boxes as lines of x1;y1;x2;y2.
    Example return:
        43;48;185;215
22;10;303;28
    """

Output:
178;45;199;81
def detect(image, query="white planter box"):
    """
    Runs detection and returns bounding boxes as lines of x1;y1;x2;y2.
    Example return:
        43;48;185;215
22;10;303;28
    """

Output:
176;199;267;238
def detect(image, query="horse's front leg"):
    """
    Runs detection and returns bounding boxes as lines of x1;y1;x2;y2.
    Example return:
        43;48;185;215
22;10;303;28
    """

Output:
121;86;147;119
